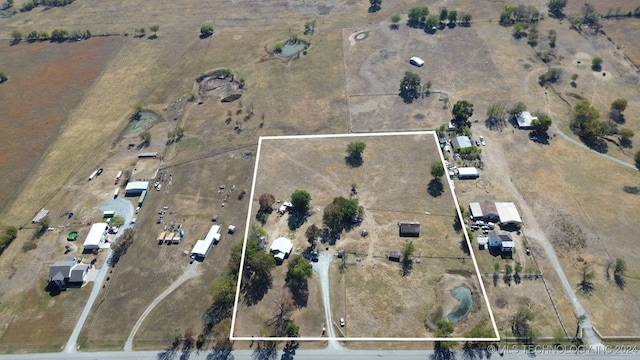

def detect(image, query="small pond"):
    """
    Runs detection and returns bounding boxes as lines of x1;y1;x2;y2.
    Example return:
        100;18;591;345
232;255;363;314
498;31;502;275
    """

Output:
281;41;308;57
447;285;473;323
128;111;158;134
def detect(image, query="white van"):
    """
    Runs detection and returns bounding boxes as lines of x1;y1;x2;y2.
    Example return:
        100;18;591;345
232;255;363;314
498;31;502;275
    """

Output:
409;56;424;67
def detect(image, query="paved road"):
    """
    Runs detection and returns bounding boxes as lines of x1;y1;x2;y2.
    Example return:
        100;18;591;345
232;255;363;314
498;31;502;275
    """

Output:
2;348;640;360
124;262;198;351
64;198;134;352
312;250;343;350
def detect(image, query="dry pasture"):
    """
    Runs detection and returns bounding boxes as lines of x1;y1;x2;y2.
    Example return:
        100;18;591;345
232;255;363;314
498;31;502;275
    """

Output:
234;134;494;339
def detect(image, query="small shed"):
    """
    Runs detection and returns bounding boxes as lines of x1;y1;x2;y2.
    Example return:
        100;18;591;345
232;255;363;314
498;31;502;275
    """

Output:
157;231;166;242
457;167;479;179
388;251;401;262
32;208;49;223
477;236;488;250
398;222;421;237
451;136;472;150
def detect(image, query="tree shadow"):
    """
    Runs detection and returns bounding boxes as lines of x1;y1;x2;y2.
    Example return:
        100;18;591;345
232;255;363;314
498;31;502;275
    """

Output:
430;342;455;360
206;348;233;360
580;136;608;153
252;341;277;360
459;238;470;256
407;20;424;28
243;277;273;306
530;131;549;145
368;5;380;13
389;24;399;30
620;138;633;148
401;258;413;276
287;212;306;230
428;178;444;197
200;33;213;39
344;154;363;167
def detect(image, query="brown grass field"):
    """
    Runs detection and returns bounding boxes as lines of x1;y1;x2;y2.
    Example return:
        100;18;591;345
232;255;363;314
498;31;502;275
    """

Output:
0;0;640;353
233;134;495;339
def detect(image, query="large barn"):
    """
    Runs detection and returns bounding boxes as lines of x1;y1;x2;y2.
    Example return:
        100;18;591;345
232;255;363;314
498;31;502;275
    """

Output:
125;181;149;196
469;200;522;225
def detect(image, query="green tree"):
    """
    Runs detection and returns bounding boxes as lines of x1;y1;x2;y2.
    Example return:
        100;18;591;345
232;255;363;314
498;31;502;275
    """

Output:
136;28;146;37
447;10;458;24
431;161;445;178
527;27;539;45
399;71;421;101
619;128;634;147
346;141;366;166
291;189;311;215
513;22;526;38
286;255;313;287
461;13;472;26
150;25;159;35
511;309;536;344
401;241;415;276
209;275;237;306
548;0;568;18
452;100;474;125
408;6;429;24
531;113;552;134
509;101;527;116
390;14;401;29
611;98;628;113
0;71;7;84
635;150;640;169
571;73;579;85
323;197;363;233
591;57;603;71
571;99;607;140
11;30;22;44
285;323;300;337
435;319;454;337
569;17;583;31
500;4;519;24
425;14;439;32
200;24;214;37
439;7;448;23
305;224;321;249
51;28;69;42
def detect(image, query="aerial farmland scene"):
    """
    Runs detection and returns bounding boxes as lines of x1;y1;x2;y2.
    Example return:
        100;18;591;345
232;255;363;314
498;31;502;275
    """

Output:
0;0;639;359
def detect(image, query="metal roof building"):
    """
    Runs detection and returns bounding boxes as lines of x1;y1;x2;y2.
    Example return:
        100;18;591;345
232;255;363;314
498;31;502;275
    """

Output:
125;181;149;196
451;136;472;150
516;111;536;129
83;223;108;250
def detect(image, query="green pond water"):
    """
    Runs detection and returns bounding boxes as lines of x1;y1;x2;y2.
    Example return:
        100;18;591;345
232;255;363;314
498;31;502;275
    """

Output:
281;42;307;57
447;285;473;323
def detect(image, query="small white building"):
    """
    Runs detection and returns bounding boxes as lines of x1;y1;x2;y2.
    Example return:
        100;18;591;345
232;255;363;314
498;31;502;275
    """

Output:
83;223;108;250
477;236;488;250
457;167;479;179
204;225;221;244
516;111;536;129
269;237;293;264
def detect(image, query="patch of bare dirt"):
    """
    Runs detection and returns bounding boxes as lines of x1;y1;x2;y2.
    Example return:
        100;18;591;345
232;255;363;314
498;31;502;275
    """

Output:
196;70;243;103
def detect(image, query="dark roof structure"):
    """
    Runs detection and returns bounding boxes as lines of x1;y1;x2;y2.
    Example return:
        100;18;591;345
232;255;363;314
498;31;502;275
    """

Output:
398;222;421;237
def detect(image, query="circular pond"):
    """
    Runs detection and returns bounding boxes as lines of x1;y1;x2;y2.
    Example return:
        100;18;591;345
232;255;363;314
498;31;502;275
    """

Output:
67;231;78;241
447;285;473;323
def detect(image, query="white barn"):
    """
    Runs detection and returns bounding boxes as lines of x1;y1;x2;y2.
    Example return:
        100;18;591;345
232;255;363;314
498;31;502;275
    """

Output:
495;202;522;225
204;225;221;244
83;223;108;250
125;181;149;196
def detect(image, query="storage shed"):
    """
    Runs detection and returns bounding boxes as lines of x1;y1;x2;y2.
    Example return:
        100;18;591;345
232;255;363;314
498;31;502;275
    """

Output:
388;251;401;262
270;237;293;264
398;222;421;237
83;223;108;250
457;167;479;179
451;136;472;150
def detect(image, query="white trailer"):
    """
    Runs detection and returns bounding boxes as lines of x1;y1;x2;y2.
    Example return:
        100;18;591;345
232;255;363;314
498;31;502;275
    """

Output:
88;170;98;181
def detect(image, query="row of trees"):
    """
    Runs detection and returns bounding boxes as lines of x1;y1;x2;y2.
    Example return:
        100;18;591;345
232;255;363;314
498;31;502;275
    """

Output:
11;29;91;43
109;229;135;266
19;0;73;12
406;6;472;31
500;3;542;25
133;25;159;39
579;258;627;297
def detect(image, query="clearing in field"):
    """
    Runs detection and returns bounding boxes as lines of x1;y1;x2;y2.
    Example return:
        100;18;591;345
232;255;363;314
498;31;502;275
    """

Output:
231;132;498;341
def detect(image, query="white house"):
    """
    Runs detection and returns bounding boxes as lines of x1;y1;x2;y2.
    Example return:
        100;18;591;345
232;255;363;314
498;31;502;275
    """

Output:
269;237;293;264
83;223;108;250
516;111;536;129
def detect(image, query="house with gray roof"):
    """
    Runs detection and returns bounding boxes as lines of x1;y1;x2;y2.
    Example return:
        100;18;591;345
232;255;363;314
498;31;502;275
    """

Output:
49;257;89;290
451;136;472;151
